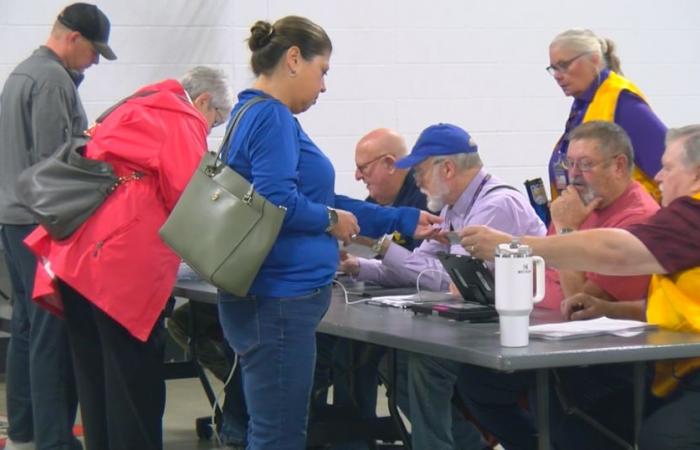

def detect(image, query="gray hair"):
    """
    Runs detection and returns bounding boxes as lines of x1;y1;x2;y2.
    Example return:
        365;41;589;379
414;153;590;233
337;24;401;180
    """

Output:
569;121;634;174
180;66;233;112
666;125;700;167
551;29;622;74
439;152;483;171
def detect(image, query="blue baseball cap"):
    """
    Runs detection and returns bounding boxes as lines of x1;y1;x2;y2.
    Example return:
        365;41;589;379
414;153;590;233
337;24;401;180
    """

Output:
395;123;478;169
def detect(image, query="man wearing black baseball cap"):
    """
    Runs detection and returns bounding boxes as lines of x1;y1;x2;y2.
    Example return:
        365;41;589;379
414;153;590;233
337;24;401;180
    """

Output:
0;3;116;450
57;2;117;61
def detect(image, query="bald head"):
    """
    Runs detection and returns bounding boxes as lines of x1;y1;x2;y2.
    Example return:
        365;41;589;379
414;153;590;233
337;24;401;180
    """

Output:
355;128;410;205
356;128;407;161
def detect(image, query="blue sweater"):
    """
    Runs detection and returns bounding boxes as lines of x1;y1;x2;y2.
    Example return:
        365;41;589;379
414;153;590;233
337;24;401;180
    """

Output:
222;89;419;297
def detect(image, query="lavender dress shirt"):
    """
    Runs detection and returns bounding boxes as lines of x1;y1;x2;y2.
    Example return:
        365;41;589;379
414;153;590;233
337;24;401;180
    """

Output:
356;168;547;290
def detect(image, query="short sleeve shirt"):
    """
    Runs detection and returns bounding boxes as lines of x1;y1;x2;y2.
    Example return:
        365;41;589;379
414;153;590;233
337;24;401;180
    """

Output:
626;195;700;273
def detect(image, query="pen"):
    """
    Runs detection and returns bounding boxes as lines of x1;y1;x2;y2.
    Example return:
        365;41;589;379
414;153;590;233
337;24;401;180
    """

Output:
569;301;584;320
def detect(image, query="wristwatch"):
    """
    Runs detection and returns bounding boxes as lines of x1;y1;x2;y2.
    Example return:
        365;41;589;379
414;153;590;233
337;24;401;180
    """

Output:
372;234;389;254
325;207;338;232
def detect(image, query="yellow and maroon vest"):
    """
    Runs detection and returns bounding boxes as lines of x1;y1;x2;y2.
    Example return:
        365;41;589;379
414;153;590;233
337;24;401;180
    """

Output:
581;72;662;202
646;192;700;397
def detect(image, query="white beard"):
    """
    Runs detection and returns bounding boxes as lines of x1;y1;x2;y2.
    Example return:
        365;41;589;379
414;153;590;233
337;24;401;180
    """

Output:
422;173;450;213
427;195;446;212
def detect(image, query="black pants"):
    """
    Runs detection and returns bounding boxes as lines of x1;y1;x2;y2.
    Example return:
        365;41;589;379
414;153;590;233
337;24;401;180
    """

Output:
59;281;166;450
640;370;700;450
549;364;636;450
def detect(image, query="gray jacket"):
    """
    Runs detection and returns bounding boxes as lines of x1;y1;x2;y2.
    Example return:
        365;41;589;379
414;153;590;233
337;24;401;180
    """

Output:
0;46;87;224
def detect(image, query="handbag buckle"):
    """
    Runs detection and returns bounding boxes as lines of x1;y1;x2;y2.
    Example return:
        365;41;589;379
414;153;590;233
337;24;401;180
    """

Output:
242;184;254;205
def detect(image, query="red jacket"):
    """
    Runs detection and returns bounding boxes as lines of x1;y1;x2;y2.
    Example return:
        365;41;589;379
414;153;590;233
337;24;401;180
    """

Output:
25;79;208;341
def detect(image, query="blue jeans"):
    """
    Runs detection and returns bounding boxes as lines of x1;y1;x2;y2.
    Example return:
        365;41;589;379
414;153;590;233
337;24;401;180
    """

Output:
407;353;489;450
220;346;248;447
218;284;331;450
1;225;81;450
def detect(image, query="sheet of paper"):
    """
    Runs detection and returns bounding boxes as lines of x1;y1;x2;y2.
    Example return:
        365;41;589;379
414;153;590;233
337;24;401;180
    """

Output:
366;291;455;308
528;317;654;340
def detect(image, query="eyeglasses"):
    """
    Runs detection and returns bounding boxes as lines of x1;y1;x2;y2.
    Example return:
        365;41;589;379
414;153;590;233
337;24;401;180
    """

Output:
546;53;589;76
212;108;226;128
561;156;615;172
356;153;389;175
412;158;445;182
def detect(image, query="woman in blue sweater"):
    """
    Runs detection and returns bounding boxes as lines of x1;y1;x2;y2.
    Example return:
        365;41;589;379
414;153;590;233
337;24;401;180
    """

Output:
219;16;437;449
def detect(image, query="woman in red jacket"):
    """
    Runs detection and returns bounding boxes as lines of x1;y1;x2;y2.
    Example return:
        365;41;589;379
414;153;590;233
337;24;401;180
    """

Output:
25;66;232;450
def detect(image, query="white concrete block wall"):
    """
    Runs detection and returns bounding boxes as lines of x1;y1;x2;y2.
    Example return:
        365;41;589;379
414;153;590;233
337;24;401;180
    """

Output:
2;0;699;201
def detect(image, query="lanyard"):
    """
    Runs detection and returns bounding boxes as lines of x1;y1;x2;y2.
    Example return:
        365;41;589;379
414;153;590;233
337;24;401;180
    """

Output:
448;174;491;230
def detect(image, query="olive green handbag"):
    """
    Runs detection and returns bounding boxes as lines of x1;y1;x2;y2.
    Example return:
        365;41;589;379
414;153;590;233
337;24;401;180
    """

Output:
159;97;286;296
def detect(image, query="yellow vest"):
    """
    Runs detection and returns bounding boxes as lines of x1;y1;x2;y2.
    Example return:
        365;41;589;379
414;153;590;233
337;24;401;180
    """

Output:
646;192;700;397
582;71;662;202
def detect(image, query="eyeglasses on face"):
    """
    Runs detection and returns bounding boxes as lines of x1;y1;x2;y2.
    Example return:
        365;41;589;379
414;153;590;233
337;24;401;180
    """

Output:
561;155;617;172
412;158;446;182
212;107;226;128
546;52;590;76
356;153;389;175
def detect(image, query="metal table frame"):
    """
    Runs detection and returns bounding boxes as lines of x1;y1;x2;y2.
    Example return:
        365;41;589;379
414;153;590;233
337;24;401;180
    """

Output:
174;280;700;450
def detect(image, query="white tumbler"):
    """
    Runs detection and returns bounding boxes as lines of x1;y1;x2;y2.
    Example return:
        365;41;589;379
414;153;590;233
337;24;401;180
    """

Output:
494;240;545;347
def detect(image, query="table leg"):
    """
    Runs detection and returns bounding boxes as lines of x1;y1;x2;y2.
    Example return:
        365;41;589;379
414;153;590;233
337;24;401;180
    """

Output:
536;369;550;450
189;300;221;414
387;348;412;449
633;362;645;450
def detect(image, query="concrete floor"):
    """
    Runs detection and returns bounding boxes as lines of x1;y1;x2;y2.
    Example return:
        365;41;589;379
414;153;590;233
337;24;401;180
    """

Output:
0;375;227;450
0;374;400;450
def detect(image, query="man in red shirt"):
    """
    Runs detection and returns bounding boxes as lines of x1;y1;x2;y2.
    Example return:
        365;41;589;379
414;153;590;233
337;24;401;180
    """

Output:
462;124;700;450
539;121;659;315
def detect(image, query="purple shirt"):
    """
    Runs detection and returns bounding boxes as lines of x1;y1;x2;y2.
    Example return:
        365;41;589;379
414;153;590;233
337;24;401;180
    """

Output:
356;168;547;290
548;69;666;193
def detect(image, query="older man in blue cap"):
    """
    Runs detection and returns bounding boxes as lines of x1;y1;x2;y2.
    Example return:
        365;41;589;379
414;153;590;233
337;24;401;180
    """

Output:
340;123;545;449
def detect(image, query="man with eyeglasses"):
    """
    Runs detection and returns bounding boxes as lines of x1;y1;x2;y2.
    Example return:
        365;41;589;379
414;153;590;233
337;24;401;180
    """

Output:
354;128;427;251
537;121;659;316
461;124;700;450
340;123;545;450
443;121;660;450
0;3;116;449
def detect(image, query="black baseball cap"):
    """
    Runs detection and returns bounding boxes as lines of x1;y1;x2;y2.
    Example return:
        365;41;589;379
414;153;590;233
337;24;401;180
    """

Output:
57;3;117;60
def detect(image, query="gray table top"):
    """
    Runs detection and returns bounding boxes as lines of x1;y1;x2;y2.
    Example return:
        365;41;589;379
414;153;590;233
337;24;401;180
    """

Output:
173;279;700;372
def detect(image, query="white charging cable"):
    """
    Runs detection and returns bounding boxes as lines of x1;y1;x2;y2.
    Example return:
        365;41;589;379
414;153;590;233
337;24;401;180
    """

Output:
416;267;447;301
211;353;238;447
333;278;374;305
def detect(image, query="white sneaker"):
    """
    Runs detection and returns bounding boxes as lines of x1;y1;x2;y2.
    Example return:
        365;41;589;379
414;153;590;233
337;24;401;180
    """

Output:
4;440;36;450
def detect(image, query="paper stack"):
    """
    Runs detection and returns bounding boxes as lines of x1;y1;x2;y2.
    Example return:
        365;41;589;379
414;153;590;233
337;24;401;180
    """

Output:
529;317;654;340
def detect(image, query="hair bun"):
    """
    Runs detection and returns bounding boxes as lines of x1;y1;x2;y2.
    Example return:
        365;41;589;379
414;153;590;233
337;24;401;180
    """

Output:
249;21;275;51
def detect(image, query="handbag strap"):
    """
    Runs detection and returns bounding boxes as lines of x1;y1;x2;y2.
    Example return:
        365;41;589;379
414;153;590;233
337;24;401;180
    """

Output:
85;90;158;137
216;96;268;165
94;90;158;124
